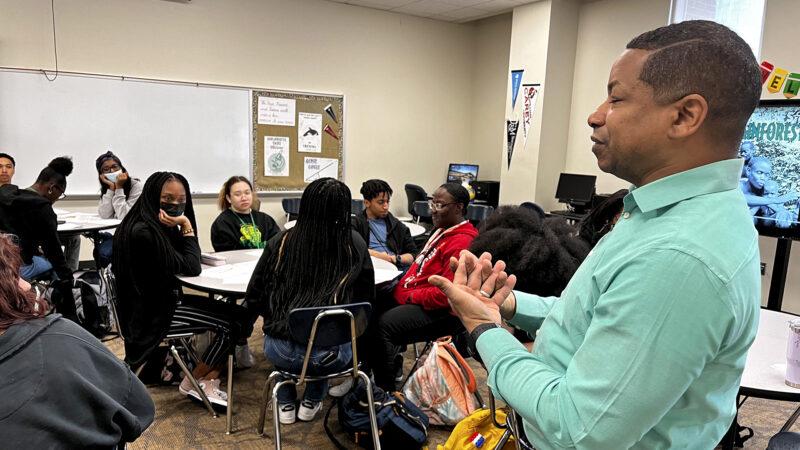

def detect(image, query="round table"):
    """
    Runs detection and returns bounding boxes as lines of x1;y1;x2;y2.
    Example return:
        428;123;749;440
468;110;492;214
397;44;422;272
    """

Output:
739;308;800;401
56;210;121;235
177;250;401;296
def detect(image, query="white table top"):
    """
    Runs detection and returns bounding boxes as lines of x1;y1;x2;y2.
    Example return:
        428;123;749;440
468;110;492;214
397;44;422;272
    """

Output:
177;249;401;296
55;209;120;234
740;308;800;400
285;218;425;237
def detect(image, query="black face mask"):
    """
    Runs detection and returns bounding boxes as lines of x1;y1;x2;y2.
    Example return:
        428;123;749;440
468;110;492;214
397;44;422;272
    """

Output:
160;202;186;217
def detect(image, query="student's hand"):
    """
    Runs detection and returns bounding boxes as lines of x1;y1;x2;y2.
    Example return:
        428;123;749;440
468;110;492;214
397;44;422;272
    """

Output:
115;172;128;189
368;249;393;263
99;173;115;190
159;209;189;229
429;251;516;333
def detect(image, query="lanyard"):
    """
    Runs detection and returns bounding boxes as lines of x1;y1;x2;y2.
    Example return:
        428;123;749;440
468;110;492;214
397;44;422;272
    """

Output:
413;220;467;274
232;208;255;227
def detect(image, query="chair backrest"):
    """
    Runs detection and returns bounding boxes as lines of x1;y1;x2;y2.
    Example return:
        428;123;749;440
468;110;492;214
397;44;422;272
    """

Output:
466;204;494;223
351;199;366;215
288;302;372;347
405;184;428;217
281;198;301;215
520;201;546;219
412;201;432;221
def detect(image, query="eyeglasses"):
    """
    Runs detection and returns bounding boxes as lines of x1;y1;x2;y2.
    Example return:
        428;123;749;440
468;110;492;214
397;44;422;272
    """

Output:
428;200;457;212
101;163;121;174
49;184;66;200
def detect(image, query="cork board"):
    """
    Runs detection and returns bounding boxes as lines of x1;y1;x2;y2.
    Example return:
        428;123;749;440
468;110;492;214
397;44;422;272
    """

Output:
252;90;344;192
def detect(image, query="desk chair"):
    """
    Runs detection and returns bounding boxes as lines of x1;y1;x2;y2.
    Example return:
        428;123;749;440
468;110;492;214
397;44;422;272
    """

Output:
281;198;301;221
257;302;379;449
467;204;495;225
107;286;232;429
405;184;432;224
412;201;432;225
351;198;366;215
519;202;546;219
488;389;533;450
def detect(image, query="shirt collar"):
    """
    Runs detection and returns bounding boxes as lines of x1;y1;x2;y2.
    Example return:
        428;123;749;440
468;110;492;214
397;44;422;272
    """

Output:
625;158;744;213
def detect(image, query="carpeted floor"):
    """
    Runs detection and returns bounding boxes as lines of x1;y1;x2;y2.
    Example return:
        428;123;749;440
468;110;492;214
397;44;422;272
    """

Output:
104;321;800;449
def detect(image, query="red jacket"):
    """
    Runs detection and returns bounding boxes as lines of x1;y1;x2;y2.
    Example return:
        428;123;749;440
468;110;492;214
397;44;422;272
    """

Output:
393;221;478;311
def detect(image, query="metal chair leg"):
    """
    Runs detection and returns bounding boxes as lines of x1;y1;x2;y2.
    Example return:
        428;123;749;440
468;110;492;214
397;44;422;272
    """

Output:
271;379;296;450
781;404;800;432
170;345;217;418
358;370;382;450
226;354;234;434
258;371;282;436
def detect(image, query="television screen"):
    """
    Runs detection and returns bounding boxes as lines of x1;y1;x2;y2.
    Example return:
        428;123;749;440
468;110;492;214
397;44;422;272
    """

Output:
555;173;596;210
739;99;800;240
447;163;479;184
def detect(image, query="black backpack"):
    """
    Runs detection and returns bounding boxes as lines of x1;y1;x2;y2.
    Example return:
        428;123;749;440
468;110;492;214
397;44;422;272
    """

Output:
47;271;113;338
324;378;429;449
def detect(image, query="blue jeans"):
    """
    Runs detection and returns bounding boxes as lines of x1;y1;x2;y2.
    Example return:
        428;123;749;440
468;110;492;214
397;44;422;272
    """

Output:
263;335;352;404
20;256;57;282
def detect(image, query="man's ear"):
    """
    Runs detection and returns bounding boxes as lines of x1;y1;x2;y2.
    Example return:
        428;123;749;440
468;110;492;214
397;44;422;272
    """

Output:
667;93;708;139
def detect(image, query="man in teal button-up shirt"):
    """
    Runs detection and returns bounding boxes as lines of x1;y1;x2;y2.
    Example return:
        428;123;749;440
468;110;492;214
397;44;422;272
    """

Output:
430;20;763;449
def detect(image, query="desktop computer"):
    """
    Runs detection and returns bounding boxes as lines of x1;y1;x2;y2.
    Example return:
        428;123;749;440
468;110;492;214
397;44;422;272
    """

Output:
473;180;499;208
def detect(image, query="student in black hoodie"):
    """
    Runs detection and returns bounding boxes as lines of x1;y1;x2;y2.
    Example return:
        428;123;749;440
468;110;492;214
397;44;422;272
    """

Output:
113;171;250;408
0;234;154;447
0;156;73;282
210;176;280;251
351;179;417;271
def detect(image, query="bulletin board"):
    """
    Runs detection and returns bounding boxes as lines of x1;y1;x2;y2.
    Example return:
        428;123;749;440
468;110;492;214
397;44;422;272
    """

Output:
252;90;344;192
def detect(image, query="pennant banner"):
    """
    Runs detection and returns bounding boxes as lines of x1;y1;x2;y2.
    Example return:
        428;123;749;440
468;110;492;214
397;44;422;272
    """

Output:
507;120;519;170
522;84;540;149
760;61;800;98
511;70;524;110
323;124;339;140
324;103;338;123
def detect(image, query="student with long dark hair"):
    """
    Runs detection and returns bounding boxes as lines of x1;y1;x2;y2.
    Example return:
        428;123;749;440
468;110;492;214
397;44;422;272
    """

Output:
210;176;279;251
0;156;73;282
244;177;375;424
0;234;154;447
113;171;250;407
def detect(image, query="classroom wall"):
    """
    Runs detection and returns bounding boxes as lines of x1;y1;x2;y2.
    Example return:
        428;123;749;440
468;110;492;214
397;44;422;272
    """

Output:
0;0;509;253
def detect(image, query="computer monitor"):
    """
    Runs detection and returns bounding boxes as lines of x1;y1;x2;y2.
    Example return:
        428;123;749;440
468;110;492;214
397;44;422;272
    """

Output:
555;173;596;213
447;163;479;184
738;99;800;240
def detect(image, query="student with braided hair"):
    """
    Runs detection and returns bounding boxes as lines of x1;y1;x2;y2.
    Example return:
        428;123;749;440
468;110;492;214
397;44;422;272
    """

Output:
113;171;250;408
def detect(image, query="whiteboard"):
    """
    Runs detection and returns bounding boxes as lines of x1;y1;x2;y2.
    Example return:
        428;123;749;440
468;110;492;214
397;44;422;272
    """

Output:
0;70;250;195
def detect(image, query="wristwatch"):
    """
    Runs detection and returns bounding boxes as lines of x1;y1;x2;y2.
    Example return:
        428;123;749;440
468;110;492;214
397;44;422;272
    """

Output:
468;322;503;356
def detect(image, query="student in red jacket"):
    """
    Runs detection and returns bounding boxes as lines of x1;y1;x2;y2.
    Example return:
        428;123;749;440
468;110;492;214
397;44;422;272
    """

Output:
363;183;477;391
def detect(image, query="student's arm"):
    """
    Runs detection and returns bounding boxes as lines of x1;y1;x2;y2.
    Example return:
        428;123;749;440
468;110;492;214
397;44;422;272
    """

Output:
397;223;417;264
407;235;471;310
210;214;239;252
98;191;115;219
38;208;71;279
477;250;744;448
110;179;143;220
744;191;799;207
243;233;281;322
350;232;376;304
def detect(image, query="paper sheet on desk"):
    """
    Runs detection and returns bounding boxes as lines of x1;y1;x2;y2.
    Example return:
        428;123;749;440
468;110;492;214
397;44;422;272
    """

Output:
201;261;258;284
245;250;263;257
57;223;81;230
375;268;402;285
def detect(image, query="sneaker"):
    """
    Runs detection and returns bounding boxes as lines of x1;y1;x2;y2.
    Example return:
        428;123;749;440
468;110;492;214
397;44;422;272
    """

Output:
202;378;228;407
235;344;255;369
178;375;201;401
297;399;322;422
278;403;296;425
328;378;354;398
394;354;404;382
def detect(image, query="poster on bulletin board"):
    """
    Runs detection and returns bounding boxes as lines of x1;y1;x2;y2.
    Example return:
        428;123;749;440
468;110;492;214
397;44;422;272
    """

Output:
252;90;344;191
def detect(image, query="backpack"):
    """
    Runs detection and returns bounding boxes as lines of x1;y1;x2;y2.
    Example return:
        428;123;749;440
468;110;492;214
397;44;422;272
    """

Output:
438;408;518;450
324;378;429;449
402;336;478;425
46;270;114;338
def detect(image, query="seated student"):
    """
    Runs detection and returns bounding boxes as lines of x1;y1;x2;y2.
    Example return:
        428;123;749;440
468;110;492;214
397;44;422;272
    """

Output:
113;172;251;407
0;156;73;282
351;179;417;273
576;189;627;247
740;157;799;219
210;176;279;251
0;234;155;447
363;183;477;391
244;178;374;424
757;180;799;228
0;153;15;186
95;151;143;265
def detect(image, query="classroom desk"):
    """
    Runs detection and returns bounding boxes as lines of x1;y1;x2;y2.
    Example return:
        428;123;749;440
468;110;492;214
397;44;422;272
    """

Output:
284;219;426;237
721;308;800;449
55;209;120;235
177;249;401;297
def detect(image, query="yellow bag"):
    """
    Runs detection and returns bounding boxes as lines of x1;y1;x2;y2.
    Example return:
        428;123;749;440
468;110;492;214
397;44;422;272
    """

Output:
436;408;516;450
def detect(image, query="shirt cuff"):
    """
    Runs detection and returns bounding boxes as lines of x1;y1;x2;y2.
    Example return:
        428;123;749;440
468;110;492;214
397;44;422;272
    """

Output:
475;326;525;372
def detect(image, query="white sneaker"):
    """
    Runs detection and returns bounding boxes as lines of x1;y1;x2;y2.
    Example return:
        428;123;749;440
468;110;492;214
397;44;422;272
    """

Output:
297;399;322;422
328;378;354;398
201;378;228;407
235;344;255;369
278;403;296;424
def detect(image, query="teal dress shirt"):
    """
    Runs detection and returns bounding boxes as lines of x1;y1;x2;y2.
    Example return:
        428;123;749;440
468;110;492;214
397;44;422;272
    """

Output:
477;159;761;449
